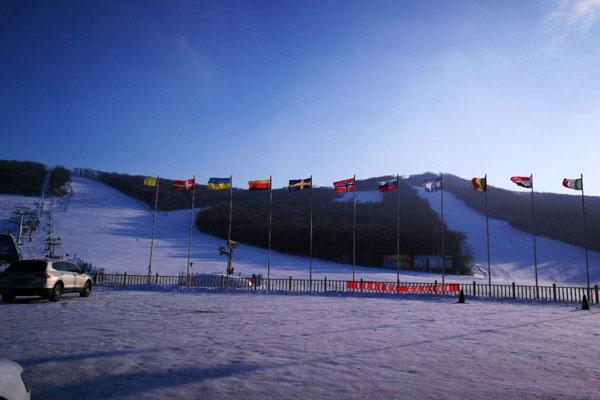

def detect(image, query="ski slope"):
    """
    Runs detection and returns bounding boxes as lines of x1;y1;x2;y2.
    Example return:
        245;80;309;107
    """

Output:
38;177;462;282
417;187;600;285
1;176;598;285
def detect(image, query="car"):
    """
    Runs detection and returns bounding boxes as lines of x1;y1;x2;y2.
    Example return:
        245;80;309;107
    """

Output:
0;259;93;303
0;359;30;400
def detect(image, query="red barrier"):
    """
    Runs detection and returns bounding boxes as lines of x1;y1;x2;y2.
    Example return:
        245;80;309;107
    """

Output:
347;281;460;294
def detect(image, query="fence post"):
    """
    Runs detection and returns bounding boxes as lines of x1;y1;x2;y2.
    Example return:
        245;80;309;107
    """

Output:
552;283;557;301
473;280;476;297
434;280;438;294
220;275;224;288
123;272;127;286
595;285;599;304
360;278;363;293
93;272;98;285
512;282;516;299
289;276;292;291
324;277;327;292
155;273;159;285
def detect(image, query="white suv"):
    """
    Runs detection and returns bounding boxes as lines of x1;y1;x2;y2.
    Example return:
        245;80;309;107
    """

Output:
0;259;92;302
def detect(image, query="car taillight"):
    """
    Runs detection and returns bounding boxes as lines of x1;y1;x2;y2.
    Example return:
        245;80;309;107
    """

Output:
46;272;52;279
34;272;51;280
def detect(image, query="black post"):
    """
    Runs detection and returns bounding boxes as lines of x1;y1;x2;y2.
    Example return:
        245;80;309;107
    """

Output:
396;174;400;285
530;174;539;299
580;174;590;300
484;174;491;288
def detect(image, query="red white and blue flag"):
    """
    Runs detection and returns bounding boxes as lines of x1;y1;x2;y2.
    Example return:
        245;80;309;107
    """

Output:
378;179;398;192
333;177;355;193
510;176;532;189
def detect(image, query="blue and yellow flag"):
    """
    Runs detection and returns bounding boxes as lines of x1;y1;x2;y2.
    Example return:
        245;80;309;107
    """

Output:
208;177;231;190
288;177;312;192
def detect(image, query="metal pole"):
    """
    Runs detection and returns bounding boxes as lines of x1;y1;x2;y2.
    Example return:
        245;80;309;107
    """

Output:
440;173;445;286
148;176;160;276
581;173;590;298
530;174;539;299
485;174;491;288
396;174;400;285
228;175;233;244
267;175;272;290
17;214;24;245
352;174;356;282
187;176;196;278
309;174;313;285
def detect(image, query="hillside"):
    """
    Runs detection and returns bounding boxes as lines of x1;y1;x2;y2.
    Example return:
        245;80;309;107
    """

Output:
408;173;600;252
76;170;471;274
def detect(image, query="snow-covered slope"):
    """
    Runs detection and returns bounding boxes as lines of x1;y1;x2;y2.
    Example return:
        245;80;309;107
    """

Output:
2;176;598;285
44;177;462;282
417;187;600;285
333;191;382;203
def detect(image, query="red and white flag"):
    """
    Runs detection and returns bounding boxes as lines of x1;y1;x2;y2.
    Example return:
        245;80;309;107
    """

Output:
333;177;356;193
173;178;195;191
510;176;532;189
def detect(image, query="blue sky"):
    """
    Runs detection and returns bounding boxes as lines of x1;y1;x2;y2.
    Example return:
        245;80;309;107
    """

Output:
2;0;600;194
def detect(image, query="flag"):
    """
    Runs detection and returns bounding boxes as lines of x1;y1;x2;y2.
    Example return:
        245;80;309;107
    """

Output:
378;179;398;192
173;178;195;191
144;177;157;187
333;177;356;193
288;177;312;192
563;178;583;191
471;177;487;192
510;176;532;189
422;178;441;192
207;177;231;190
248;179;271;190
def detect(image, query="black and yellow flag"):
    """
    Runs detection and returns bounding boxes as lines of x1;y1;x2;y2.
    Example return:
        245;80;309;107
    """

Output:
144;177;157;187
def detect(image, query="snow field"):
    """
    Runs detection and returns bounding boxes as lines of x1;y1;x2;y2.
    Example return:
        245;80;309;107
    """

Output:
1;288;599;400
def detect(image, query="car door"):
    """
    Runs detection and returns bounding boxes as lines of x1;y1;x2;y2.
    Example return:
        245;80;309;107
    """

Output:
67;263;84;289
52;262;76;290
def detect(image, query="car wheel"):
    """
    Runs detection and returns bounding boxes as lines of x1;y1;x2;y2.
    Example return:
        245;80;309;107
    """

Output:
1;292;15;303
80;281;92;297
49;283;63;302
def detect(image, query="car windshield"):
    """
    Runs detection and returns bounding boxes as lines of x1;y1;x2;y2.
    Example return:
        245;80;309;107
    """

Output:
4;260;47;274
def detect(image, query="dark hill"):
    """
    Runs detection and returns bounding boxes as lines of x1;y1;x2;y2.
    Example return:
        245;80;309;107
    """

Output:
408;173;600;252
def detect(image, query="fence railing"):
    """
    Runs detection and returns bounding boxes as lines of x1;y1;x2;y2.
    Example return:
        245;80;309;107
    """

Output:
93;272;600;304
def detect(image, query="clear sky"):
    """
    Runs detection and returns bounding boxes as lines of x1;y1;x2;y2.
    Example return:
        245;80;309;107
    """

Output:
2;0;600;194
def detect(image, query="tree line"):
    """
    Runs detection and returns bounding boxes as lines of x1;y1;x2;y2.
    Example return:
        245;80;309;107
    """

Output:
408;173;600;252
79;170;472;274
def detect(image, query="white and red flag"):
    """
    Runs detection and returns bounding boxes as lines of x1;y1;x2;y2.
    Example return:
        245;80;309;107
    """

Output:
510;176;532;189
173;178;195;191
333;177;356;193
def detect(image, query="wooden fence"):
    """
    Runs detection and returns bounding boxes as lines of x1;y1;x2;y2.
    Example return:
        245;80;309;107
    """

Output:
93;272;600;304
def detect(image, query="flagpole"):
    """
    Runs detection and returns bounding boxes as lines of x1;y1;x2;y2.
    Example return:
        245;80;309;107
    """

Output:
581;173;590;298
267;175;272;290
309;174;313;285
352;174;356;282
187;176;196;278
485;174;491;288
228;175;233;244
396;174;400;286
440;173;445;287
148;175;160;277
530;174;539;299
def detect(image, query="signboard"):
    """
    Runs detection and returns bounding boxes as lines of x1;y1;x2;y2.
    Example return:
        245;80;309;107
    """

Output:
347;280;460;294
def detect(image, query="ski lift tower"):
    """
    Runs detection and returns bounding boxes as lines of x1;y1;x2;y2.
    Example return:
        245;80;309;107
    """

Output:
12;207;34;246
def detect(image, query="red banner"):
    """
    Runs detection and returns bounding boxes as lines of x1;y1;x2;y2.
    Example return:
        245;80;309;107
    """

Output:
347;281;460;294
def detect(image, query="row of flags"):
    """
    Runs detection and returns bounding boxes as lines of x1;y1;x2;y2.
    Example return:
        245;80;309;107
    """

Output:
144;174;587;193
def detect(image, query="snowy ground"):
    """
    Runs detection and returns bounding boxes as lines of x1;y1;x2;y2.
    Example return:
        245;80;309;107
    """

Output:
417;188;600;285
0;287;598;400
1;176;598;286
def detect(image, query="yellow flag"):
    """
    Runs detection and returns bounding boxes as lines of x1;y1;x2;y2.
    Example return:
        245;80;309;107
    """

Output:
144;177;157;187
